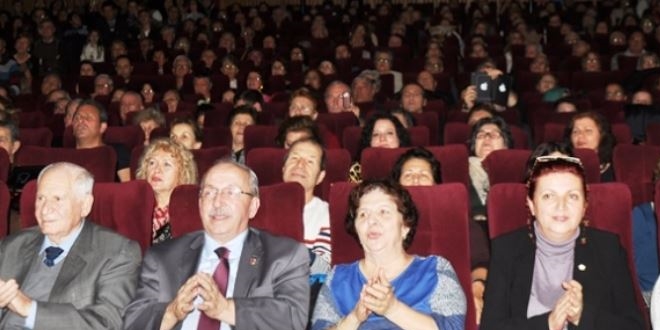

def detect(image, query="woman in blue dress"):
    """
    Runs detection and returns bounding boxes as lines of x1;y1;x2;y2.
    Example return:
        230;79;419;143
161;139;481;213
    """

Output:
312;179;466;330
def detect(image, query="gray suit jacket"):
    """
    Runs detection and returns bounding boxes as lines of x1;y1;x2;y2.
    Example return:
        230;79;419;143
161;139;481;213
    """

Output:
123;228;310;330
0;221;142;330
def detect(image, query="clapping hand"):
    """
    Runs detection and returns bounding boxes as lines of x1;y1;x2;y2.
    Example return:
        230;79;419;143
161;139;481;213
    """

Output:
195;273;229;321
548;280;584;330
362;269;398;316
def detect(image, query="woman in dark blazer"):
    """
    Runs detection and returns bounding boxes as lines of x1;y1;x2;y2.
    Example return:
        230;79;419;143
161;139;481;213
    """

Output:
481;156;644;330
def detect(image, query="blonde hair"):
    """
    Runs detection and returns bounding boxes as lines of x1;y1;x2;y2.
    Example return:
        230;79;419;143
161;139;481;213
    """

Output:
136;138;198;185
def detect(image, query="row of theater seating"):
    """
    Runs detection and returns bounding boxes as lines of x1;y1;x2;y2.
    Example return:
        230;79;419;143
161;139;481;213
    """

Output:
11;106;647;150
5;142;660;212
1;178;654;329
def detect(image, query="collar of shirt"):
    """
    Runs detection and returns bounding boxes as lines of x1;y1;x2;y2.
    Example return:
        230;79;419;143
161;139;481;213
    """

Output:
39;220;86;266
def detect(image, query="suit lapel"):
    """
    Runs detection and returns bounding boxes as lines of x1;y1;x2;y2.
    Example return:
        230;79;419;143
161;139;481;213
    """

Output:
512;235;536;317
49;222;93;300
233;229;264;297
177;233;204;285
14;233;43;283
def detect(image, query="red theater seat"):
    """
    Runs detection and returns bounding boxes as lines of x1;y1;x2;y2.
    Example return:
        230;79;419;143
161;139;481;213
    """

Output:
15;146;117;182
19;127;53;147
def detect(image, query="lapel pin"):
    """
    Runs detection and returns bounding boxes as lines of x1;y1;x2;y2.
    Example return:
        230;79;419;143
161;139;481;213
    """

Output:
578;264;586;271
249;256;258;266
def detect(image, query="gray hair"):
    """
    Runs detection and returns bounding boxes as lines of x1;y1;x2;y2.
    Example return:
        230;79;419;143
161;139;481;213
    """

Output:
94;74;114;87
204;158;260;198
353;70;381;93
38;162;94;199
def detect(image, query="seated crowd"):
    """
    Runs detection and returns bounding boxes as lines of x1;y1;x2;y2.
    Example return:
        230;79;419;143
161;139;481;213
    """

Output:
1;0;660;329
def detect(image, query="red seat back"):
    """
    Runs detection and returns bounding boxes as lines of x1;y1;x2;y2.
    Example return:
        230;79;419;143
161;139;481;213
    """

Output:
243;125;279;154
482;149;532;185
613;144;660;206
316;112;359;140
201;126;232;147
0;181;10;239
169;182;305;241
20;127;53;147
20;179;154;252
0;148;10;183
14;146;117;182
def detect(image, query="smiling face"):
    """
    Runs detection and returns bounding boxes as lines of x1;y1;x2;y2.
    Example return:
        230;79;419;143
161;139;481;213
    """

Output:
354;189;410;254
198;163;260;244
474;123;505;159
36;166;93;244
528;171;586;243
282;140;326;199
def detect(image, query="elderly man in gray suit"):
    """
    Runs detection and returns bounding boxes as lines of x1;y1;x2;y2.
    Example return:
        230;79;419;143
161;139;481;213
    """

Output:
124;160;310;330
0;162;142;329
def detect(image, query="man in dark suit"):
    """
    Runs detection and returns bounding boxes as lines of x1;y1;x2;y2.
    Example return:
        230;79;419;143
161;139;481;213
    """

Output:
0;162;142;329
124;160;310;330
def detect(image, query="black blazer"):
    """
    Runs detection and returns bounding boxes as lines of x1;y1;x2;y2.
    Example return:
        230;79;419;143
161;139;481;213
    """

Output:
481;227;644;330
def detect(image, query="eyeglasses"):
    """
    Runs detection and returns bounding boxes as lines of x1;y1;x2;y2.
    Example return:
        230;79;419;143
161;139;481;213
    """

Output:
376;58;391;63
532;155;584;170
200;185;254;200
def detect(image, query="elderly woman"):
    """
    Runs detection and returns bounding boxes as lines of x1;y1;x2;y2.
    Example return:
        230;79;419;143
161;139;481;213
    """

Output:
468;116;513;223
311;179;467;329
136;139;198;243
563;111;616;182
349;112;411;183
481;156;644;329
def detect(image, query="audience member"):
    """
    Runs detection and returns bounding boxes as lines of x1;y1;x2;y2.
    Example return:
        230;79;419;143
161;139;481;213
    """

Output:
169;117;202;150
311;179;466;329
72;99;131;181
124;160;310;329
136;139;198;243
228;105;257;164
282;138;331;280
481;156;644;329
564;111;616;182
0;162;141;328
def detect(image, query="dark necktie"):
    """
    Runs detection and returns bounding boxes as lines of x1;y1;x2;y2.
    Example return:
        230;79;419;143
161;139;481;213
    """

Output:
197;247;230;330
44;246;64;267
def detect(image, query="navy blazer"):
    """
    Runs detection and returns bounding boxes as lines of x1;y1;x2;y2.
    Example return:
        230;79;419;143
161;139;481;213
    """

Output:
481;227;644;330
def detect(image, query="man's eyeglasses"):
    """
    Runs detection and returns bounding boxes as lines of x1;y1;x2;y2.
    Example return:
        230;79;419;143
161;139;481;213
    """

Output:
200;185;254;200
